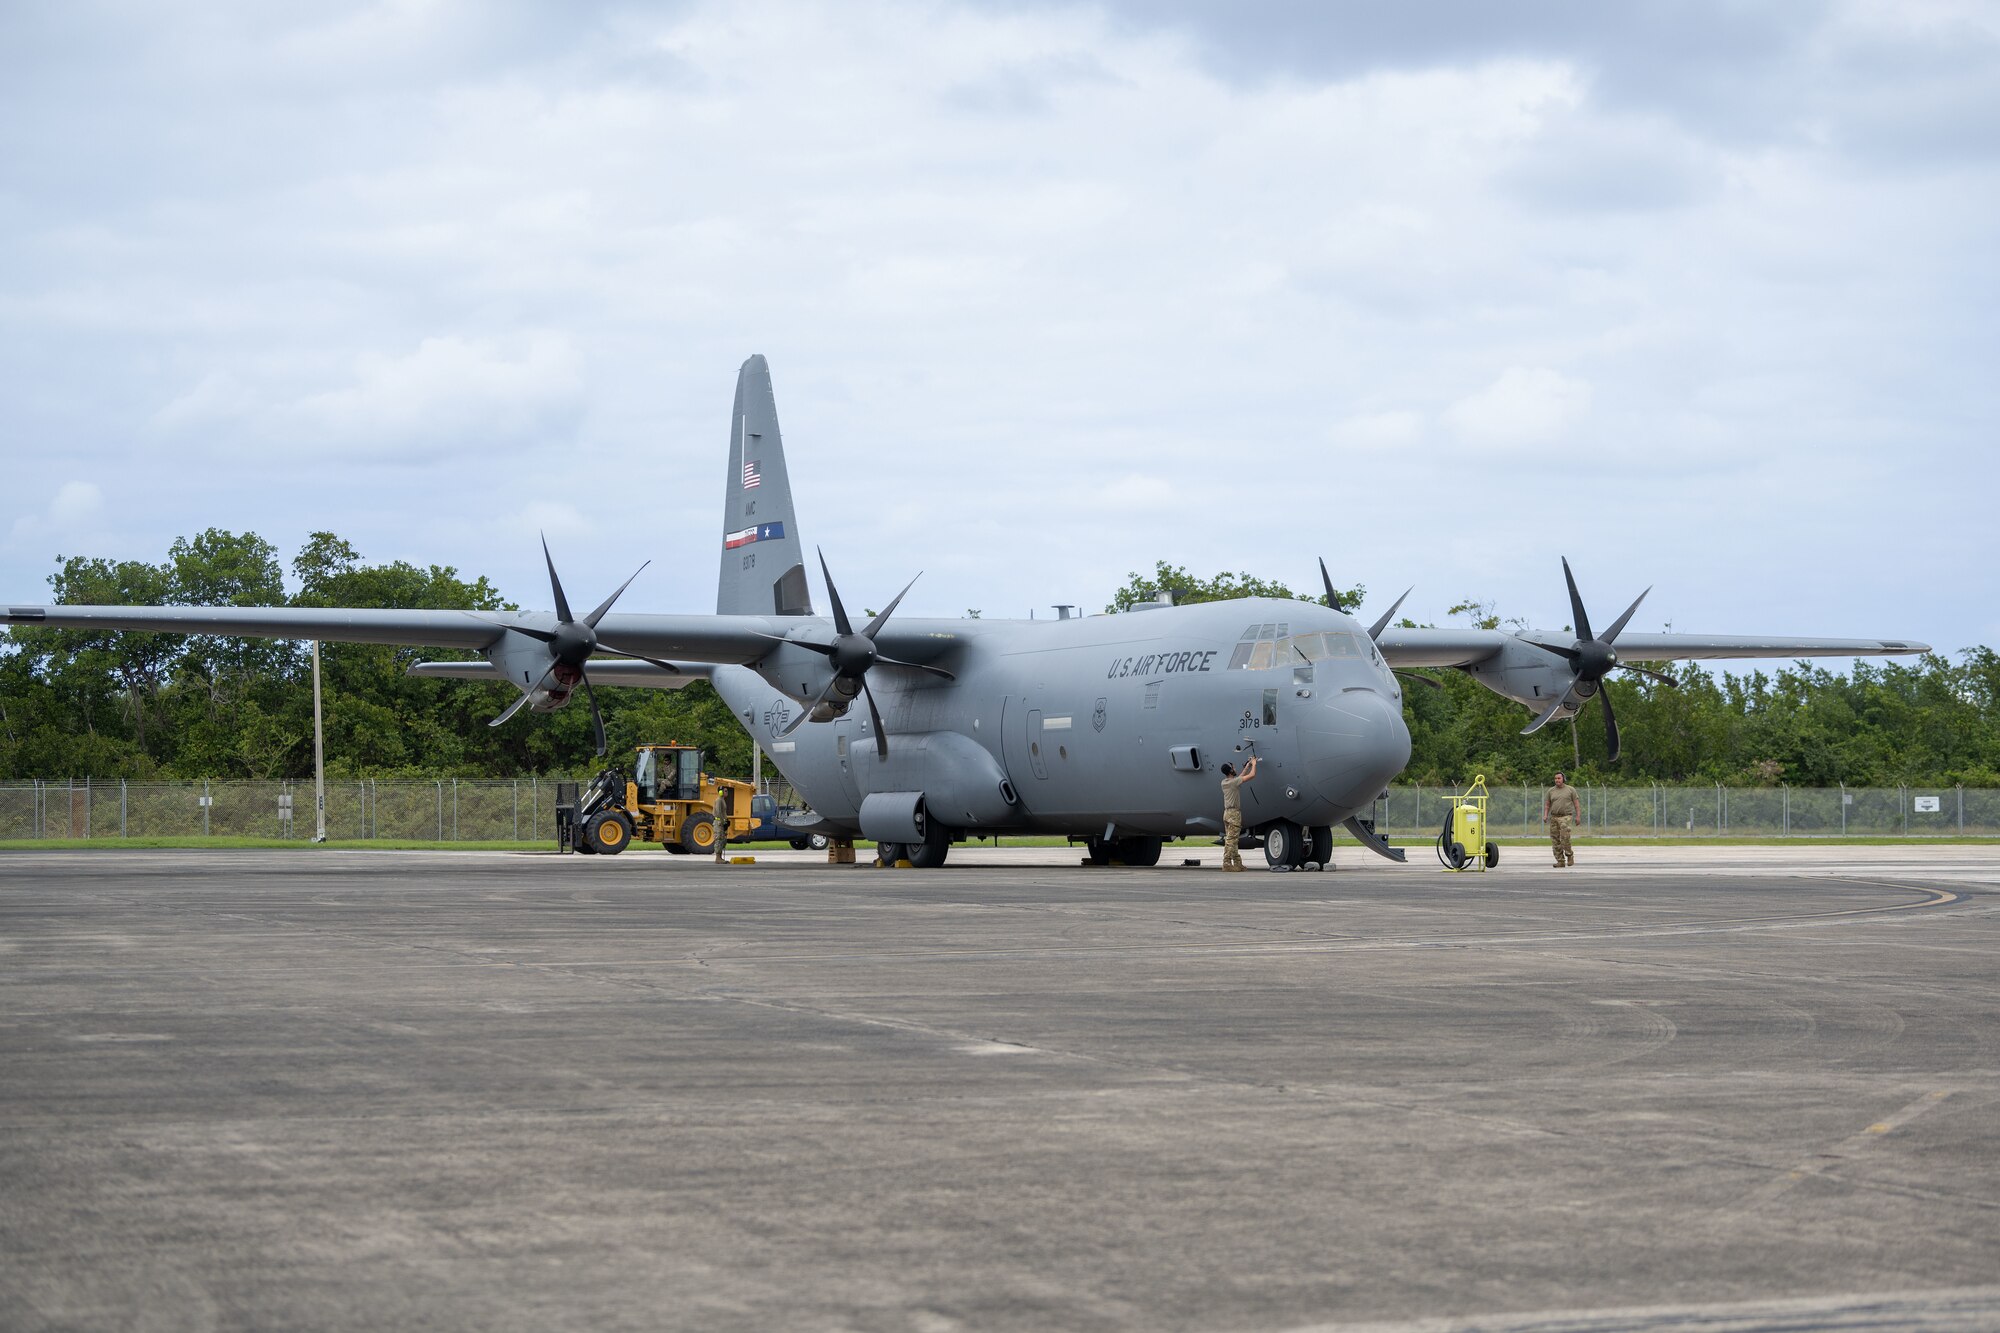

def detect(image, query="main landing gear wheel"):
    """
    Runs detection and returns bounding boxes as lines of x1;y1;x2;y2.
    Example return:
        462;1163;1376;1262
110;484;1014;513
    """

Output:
1302;824;1334;871
875;842;906;867
1115;836;1163;867
1263;820;1309;869
905;822;951;868
680;812;718;855
582;810;633;856
1086;835;1163;866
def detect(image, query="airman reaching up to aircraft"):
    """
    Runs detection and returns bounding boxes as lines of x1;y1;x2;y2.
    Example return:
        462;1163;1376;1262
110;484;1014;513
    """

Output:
1219;753;1259;871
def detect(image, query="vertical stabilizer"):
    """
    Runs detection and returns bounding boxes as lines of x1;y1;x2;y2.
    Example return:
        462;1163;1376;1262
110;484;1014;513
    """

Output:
717;355;814;617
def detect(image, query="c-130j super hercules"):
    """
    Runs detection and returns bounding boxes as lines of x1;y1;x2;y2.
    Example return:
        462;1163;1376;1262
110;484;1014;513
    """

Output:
4;357;1929;869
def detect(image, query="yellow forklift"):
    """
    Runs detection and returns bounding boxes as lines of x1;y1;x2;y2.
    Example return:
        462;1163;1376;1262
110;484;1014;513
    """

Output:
557;743;757;856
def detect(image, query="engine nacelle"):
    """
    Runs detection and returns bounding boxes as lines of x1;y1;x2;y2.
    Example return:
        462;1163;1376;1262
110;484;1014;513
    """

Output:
1461;637;1582;719
482;628;579;713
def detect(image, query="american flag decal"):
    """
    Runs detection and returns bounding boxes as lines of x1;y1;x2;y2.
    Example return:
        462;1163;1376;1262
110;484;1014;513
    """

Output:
742;459;762;489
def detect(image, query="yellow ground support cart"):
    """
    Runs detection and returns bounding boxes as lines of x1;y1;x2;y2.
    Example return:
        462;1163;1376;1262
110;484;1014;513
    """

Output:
1436;773;1500;872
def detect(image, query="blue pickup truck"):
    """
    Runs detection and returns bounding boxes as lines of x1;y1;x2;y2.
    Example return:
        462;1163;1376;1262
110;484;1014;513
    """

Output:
735;794;831;849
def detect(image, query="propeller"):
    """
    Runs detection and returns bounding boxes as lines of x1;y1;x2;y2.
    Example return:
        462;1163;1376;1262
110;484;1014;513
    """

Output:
1520;557;1680;763
1318;557;1433;688
485;536;680;756
761;550;955;758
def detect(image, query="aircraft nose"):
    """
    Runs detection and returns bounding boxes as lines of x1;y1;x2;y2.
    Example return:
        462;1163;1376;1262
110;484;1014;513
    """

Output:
1300;689;1411;814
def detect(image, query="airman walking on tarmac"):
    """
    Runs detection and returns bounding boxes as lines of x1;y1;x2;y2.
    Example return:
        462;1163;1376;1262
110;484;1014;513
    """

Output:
1219;753;1259;871
1544;771;1581;867
713;783;734;864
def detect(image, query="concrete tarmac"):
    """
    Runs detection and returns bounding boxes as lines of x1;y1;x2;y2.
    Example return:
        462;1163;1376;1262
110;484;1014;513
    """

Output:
3;845;1998;1331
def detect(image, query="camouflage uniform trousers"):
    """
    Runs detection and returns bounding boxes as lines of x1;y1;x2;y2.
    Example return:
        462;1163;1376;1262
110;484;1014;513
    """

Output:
1222;808;1244;869
713;798;732;862
1548;814;1574;867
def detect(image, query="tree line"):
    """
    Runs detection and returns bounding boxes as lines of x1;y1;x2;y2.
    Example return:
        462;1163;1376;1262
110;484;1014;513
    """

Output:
3;541;1994;785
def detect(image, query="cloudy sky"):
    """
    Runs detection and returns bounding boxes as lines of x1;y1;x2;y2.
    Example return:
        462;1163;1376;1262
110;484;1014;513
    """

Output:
4;0;1995;655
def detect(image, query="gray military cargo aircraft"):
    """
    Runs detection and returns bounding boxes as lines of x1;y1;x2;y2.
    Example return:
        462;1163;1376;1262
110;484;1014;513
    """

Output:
3;356;1929;868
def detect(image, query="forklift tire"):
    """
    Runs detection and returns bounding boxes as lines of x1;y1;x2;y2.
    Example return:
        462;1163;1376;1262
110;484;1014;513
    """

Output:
583;810;633;856
663;843;688;855
574;840;598;855
680;812;718;855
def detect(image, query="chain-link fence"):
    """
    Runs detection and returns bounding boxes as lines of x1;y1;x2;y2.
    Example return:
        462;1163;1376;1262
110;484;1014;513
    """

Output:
0;779;581;841
1;779;1995;841
1372;784;2000;838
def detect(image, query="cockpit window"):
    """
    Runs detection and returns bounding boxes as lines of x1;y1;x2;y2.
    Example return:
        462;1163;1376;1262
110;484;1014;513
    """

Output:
1229;620;1310;670
1282;630;1371;663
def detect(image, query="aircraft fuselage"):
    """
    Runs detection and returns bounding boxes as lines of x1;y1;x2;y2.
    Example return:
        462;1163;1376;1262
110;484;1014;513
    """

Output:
713;597;1412;841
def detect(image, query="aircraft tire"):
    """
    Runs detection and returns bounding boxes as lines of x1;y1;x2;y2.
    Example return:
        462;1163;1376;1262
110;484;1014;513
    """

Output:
1263;821;1309;868
680;813;718;854
582;810;633;855
906;824;951;868
1114;836;1163;867
1083;837;1112;866
1304;824;1334;866
875;842;905;867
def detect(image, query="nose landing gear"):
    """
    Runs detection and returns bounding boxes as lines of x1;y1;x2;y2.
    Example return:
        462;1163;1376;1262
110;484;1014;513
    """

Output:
1262;821;1335;871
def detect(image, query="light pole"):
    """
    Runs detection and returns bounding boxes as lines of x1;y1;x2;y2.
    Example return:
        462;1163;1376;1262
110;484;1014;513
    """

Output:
311;640;328;843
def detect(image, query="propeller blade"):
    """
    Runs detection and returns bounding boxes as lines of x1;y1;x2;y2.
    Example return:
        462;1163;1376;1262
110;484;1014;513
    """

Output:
862;572;922;640
1560;557;1592;644
1599;586;1651;646
875;653;956;681
753;631;837;657
541;534;574;624
1618;663;1679;688
594;639;681;673
1537;642;1583;664
1394;669;1444;691
1521;691;1571;736
489;661;560;727
580;672;607;756
583;561;650;629
779;678;840;736
1367;587;1413;643
861;677;889;758
470;615;557;644
1599;685;1621;763
1319;558;1342;612
817;549;853;637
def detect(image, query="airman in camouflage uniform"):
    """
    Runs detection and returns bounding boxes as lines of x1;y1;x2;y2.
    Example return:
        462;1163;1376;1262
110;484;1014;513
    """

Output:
1219;754;1259;871
713;784;734;864
1544;771;1581;867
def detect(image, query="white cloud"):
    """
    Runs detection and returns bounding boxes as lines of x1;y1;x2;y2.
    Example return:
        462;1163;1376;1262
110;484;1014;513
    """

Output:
0;0;1993;649
1444;368;1593;447
7;480;106;552
152;335;584;463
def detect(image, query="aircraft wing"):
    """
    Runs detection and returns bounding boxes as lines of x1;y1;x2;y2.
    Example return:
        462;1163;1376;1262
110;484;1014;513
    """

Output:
408;660;706;688
1377;626;1931;669
0;603;789;665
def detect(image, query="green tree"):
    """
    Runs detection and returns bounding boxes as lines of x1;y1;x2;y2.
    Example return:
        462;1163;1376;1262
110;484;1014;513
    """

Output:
1105;561;1363;613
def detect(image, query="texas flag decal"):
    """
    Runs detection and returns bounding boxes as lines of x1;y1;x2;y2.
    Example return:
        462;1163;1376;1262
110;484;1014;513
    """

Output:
724;522;785;550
